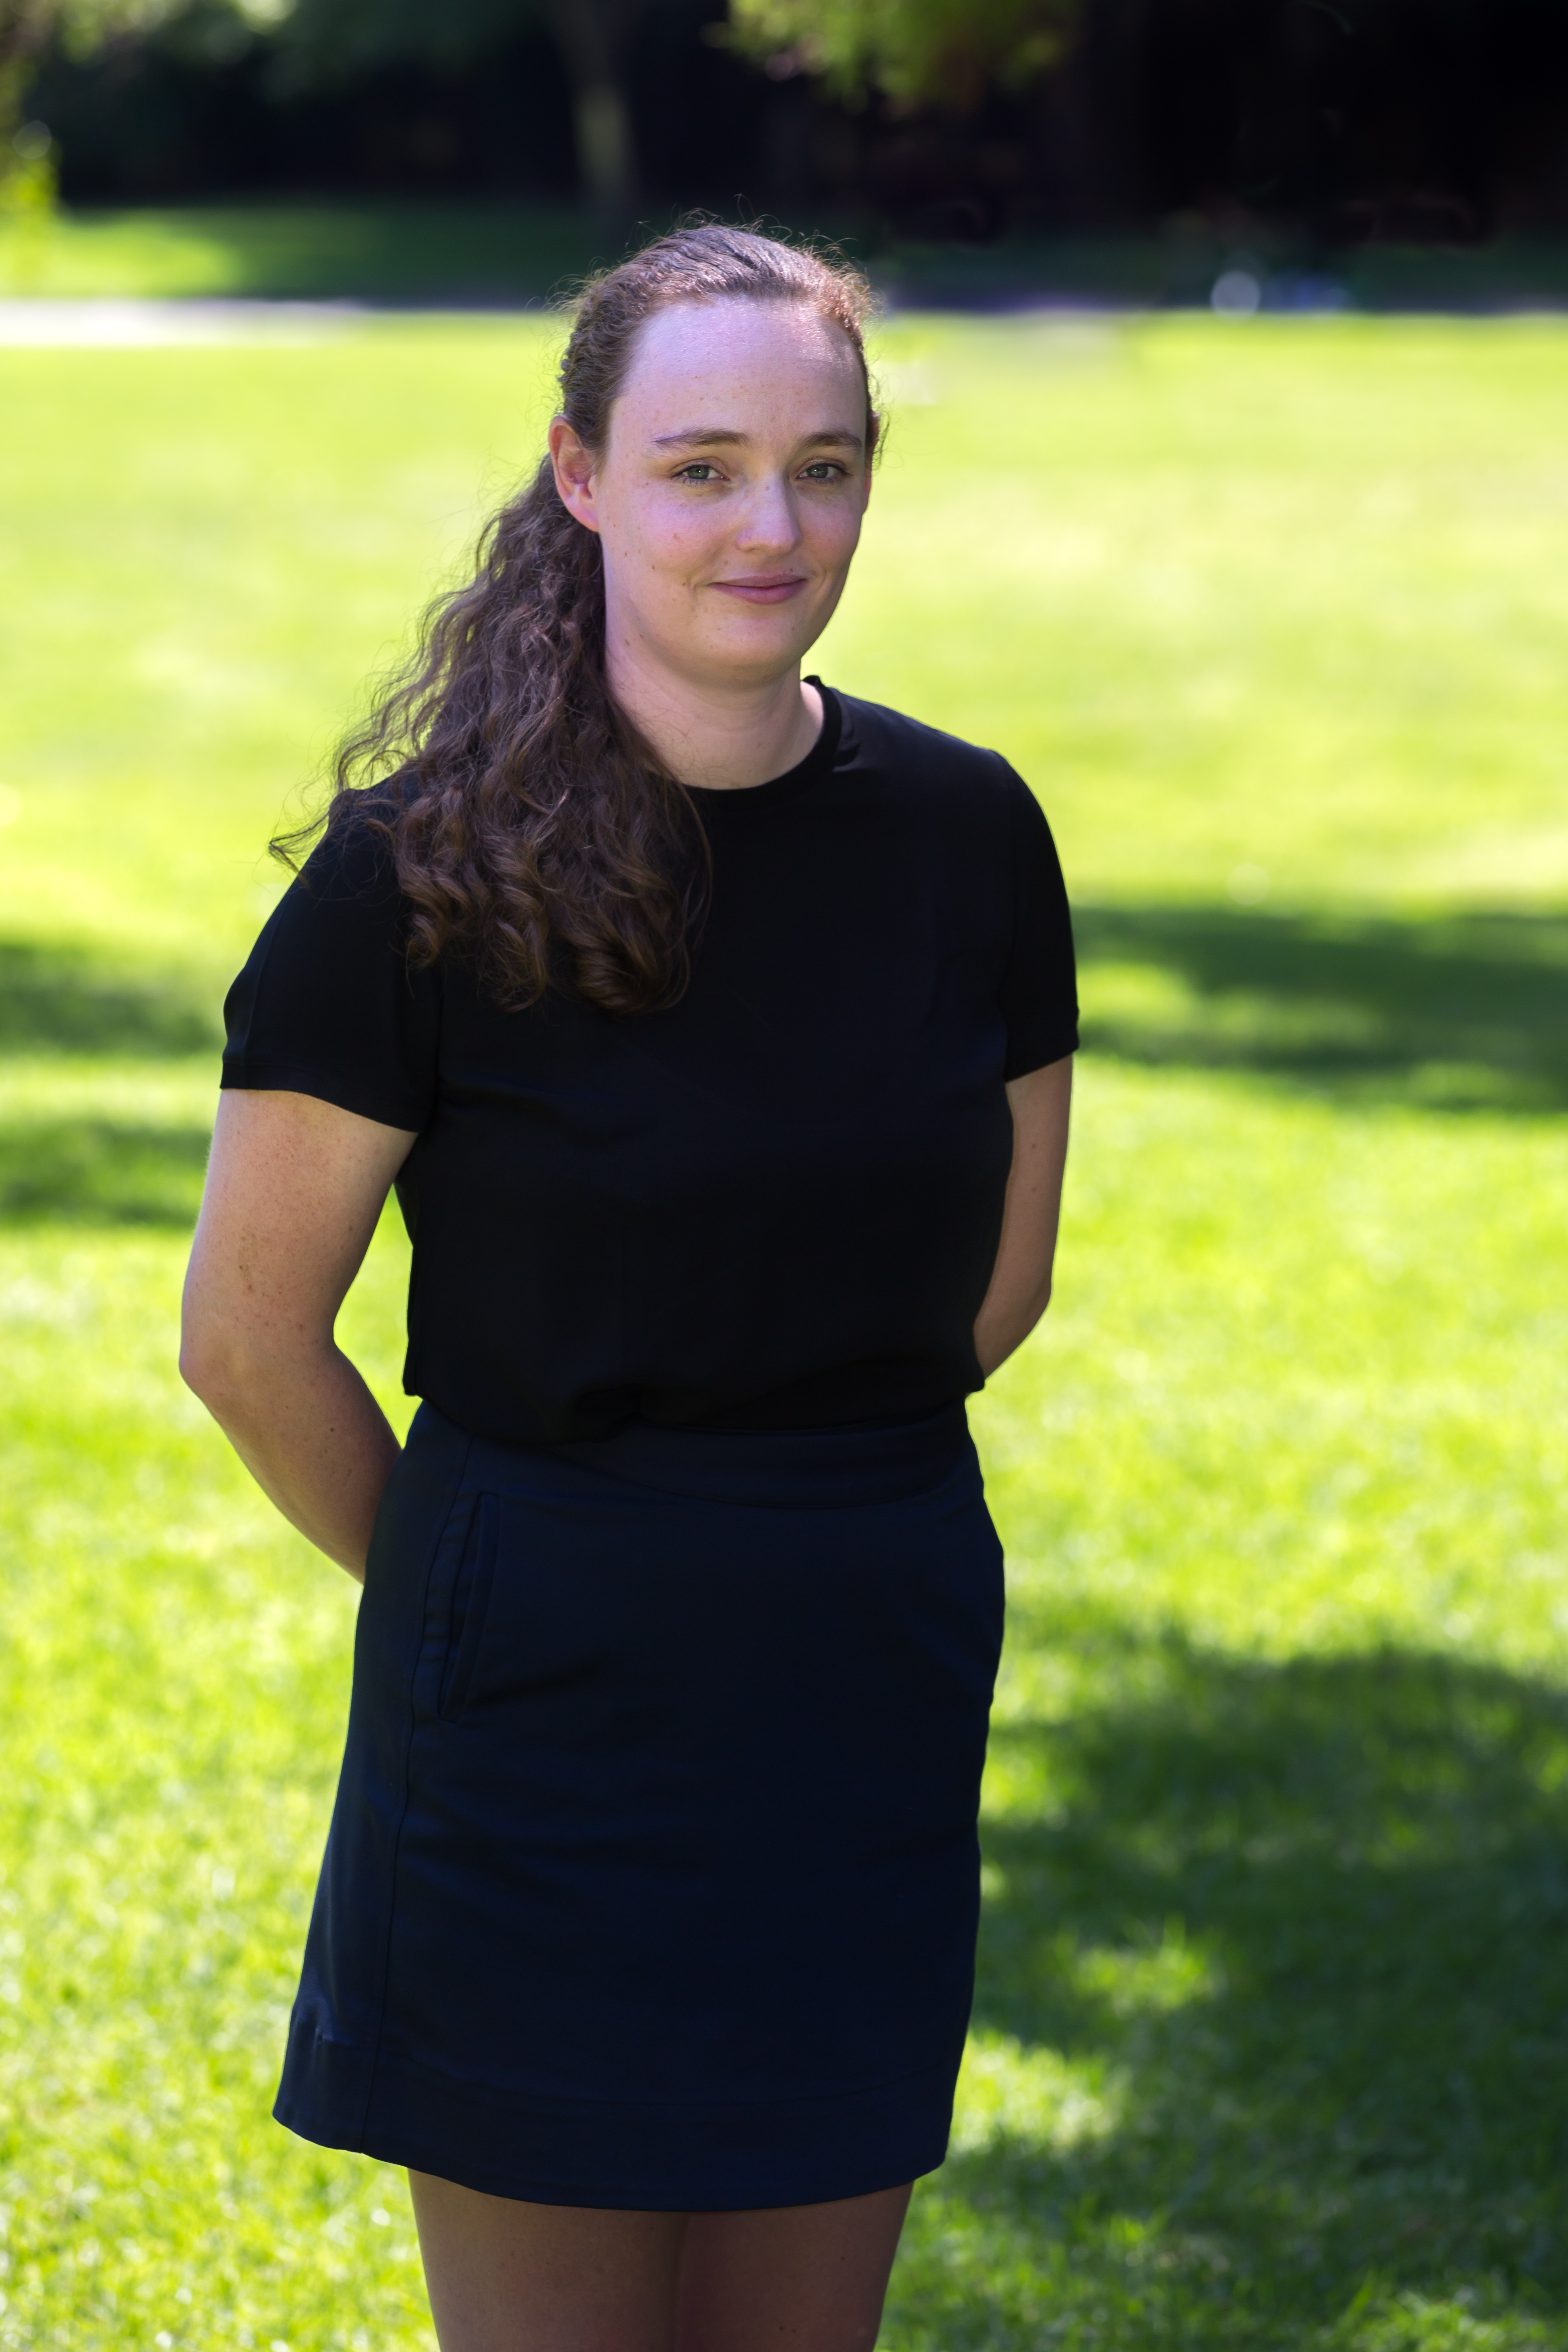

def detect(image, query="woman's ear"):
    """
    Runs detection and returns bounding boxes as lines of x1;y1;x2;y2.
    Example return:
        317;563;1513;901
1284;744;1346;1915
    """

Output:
549;417;601;534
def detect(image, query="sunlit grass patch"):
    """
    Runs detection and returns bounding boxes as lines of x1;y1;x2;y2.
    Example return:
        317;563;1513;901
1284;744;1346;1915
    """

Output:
0;1214;418;2351
1340;2292;1568;2351
979;1060;1568;1669
951;2029;1127;2159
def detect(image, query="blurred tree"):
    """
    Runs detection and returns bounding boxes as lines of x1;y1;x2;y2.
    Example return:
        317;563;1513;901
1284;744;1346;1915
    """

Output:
544;0;639;217
1;0;152;147
265;0;652;216
723;0;1079;112
0;0;278;180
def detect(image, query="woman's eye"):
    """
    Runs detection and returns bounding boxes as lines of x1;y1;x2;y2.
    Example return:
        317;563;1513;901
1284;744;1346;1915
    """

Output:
675;464;722;482
800;463;846;481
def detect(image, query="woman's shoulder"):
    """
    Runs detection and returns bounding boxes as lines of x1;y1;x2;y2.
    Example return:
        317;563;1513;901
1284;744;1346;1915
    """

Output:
244;776;420;989
293;775;411;906
833;689;1027;807
830;691;1043;875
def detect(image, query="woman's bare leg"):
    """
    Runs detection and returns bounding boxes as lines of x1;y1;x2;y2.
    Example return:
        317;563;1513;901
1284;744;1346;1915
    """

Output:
675;2183;912;2352
409;2170;911;2352
408;2171;688;2352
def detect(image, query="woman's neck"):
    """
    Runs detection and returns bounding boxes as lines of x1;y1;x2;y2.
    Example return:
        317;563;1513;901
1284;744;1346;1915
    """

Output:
605;635;823;791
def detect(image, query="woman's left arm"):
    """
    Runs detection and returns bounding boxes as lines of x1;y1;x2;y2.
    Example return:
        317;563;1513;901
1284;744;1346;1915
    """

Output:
973;1054;1074;1378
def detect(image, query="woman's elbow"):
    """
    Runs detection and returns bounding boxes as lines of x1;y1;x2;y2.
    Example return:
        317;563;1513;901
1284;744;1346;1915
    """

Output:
179;1296;285;1413
179;1312;243;1409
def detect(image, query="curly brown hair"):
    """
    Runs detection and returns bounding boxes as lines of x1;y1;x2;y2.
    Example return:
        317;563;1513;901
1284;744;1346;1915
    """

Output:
278;223;877;1016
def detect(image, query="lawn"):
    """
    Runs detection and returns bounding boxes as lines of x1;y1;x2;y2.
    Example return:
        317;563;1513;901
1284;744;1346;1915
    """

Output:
7;199;1568;311
1;307;1566;2351
0;202;604;303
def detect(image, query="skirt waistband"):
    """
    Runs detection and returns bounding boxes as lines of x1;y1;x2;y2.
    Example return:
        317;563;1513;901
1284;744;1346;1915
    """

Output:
407;1400;974;1511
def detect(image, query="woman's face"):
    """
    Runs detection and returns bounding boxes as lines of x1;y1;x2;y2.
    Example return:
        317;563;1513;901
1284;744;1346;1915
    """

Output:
551;296;874;694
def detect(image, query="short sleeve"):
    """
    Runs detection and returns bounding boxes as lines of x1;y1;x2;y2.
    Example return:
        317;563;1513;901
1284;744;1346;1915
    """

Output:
221;798;440;1132
998;771;1078;1079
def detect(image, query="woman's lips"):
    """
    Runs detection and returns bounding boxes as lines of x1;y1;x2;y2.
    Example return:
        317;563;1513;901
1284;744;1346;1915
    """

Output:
710;575;808;605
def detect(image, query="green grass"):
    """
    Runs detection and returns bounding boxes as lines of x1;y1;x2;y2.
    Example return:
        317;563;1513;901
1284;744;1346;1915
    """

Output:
3;309;1568;2349
6;199;1568;314
0;201;604;302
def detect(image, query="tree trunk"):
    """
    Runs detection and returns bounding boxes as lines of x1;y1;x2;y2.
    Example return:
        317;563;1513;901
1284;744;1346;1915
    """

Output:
572;77;635;218
546;0;639;225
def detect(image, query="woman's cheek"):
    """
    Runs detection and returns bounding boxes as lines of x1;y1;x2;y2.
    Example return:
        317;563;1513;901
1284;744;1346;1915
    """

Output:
636;491;719;560
804;498;862;564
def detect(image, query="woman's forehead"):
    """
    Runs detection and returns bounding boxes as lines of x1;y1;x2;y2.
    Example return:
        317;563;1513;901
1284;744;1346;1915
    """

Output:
615;297;864;422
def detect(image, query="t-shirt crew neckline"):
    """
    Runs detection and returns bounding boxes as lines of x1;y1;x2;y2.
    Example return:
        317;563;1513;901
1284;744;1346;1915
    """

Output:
685;679;842;809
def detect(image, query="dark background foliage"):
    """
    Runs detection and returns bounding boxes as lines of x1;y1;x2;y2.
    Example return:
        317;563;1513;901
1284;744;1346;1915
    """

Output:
18;0;1568;255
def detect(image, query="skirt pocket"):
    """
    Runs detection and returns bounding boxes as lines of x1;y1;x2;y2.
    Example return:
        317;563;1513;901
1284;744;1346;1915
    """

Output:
438;1492;499;1724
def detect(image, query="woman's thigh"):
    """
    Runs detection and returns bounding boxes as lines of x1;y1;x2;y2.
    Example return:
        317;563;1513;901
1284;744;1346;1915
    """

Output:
408;2171;687;2352
408;2172;911;2352
676;2184;912;2352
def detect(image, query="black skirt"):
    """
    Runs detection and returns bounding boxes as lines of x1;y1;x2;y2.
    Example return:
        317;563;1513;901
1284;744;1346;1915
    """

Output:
274;1399;1005;2210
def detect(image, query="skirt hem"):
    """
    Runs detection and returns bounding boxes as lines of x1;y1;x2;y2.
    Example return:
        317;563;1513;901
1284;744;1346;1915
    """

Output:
274;2022;955;2211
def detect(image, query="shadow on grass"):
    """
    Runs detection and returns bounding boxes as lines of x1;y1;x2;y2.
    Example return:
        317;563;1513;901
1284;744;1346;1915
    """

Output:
4;903;1563;1231
7;903;1564;1093
1076;903;1568;1111
0;940;218;1224
905;1606;1568;2347
0;939;219;1059
0;1117;210;1225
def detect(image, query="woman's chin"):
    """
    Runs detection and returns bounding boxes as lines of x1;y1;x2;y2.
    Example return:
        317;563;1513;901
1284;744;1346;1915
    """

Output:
693;608;821;677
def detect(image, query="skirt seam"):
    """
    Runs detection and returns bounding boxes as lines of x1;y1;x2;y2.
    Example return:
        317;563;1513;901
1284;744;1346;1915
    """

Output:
360;2037;961;2116
356;1425;477;2143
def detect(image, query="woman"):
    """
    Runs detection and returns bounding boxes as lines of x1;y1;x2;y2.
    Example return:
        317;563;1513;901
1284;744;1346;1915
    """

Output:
182;225;1075;2352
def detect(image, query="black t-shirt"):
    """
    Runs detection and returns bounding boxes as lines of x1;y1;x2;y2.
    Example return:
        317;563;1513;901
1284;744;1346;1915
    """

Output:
222;685;1078;1445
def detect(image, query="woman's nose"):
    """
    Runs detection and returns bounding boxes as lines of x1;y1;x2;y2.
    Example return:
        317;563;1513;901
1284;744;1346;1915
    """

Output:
733;477;801;554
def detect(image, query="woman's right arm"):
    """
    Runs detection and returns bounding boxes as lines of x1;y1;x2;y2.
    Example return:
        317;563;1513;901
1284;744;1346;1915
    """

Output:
180;1089;419;1582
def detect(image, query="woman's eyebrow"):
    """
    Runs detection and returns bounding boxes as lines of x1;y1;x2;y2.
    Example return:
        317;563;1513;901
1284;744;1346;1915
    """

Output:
654;427;747;449
652;427;865;452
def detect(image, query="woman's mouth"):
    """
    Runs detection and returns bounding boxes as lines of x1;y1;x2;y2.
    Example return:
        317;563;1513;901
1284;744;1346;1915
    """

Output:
710;575;808;605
